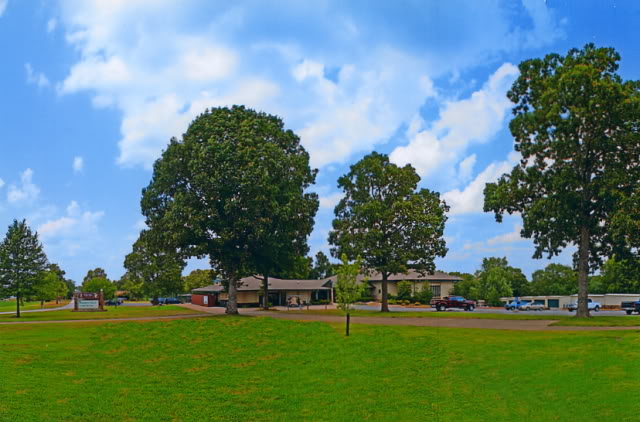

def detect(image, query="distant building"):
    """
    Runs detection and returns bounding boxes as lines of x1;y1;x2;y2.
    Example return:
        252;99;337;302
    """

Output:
500;293;640;309
191;270;462;307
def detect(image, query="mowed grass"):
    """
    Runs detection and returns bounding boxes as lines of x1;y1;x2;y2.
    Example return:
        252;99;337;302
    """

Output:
288;308;640;326
1;317;640;421
0;300;70;312
0;305;203;323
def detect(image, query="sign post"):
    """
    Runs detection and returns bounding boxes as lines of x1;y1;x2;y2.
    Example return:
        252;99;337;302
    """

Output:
73;292;106;312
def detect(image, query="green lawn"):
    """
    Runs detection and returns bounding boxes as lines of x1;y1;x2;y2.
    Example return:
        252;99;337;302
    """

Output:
288;308;640;326
0;300;69;312
1;316;640;421
0;305;203;323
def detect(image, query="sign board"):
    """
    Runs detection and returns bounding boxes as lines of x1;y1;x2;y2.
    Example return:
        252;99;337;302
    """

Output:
78;300;99;310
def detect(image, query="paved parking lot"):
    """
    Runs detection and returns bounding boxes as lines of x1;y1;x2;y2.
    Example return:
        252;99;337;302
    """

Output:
353;304;626;316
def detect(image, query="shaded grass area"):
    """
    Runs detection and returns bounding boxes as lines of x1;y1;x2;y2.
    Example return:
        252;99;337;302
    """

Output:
0;300;70;312
1;316;640;421
0;305;203;322
287;309;640;326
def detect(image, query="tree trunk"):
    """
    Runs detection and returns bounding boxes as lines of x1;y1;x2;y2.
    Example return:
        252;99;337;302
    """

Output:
346;312;350;337
41;300;44;309
226;278;239;315
16;291;21;318
381;273;389;312
576;226;591;318
262;275;269;310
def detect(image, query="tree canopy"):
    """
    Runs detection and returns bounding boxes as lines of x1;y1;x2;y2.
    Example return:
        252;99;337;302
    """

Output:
82;277;117;300
0;220;49;317
484;44;640;317
141;106;318;314
124;230;185;300
529;264;577;296
329;152;448;312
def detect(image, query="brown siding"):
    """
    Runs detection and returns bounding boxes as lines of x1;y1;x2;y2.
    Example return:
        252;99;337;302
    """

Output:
192;294;217;307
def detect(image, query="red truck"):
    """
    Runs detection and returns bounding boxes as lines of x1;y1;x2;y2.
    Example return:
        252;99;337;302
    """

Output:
431;296;476;311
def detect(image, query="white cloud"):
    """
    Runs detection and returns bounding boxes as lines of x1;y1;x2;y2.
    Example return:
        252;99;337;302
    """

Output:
55;1;561;170
72;156;84;172
442;152;519;215
487;224;525;246
38;200;105;256
457;154;477;185
390;63;519;179
0;178;4;189
25;63;50;88
47;18;57;33
319;192;343;210
7;168;40;205
0;0;6;17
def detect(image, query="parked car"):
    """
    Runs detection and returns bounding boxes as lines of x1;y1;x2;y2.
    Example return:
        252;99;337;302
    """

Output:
150;297;181;305
505;299;530;311
431;296;476;311
620;299;640;315
105;298;124;306
567;298;601;312
521;302;545;311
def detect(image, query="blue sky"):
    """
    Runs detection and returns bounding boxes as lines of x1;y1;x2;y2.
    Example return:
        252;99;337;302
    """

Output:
0;0;638;283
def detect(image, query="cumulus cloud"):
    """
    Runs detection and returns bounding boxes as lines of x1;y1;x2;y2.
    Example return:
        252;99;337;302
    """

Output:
25;63;50;88
72;156;84;172
55;1;562;170
0;178;4;189
487;224;525;246
47;18;57;32
319;192;343;210
390;63;519;179
38;200;105;256
442;152;519;215
7;168;40;205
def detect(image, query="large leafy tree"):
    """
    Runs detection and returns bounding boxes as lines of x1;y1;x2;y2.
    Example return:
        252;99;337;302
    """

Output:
0;220;48;317
141;106;318;314
32;270;67;308
83;268;108;284
124;230;185;301
329;152;449;312
591;258;640;294
529;264;577;296
474;258;523;305
183;269;217;293
82;277;117;300
310;251;335;279
484;44;640;317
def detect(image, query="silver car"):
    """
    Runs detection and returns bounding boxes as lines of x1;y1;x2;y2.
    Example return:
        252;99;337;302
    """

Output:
521;302;545;311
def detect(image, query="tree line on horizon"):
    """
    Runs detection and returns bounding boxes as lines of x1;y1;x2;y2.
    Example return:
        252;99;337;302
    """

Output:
2;43;639;318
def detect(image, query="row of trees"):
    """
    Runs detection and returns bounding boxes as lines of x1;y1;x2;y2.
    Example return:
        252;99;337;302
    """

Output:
0;220;75;317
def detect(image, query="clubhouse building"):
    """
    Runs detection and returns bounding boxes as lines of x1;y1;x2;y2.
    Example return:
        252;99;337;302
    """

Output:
191;270;462;307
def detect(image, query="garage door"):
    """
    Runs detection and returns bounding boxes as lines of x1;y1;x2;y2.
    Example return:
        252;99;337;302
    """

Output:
547;299;559;308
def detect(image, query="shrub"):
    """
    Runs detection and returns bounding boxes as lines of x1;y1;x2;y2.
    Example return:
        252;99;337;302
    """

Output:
388;299;397;305
397;281;413;300
414;288;433;305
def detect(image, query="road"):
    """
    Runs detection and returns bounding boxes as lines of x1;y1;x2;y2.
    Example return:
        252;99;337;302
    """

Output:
0;300;74;315
353;304;626;317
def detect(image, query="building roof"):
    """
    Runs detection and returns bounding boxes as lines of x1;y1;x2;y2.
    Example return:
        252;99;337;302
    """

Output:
192;275;333;294
357;270;462;283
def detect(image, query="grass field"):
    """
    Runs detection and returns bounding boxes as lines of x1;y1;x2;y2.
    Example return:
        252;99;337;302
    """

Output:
0;300;70;312
0;305;203;323
287;308;640;326
1;316;640;421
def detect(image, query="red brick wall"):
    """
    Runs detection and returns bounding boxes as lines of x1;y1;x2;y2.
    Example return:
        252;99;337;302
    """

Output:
192;294;216;307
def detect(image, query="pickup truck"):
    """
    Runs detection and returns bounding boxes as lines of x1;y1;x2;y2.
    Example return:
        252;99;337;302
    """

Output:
431;296;476;312
567;298;601;312
621;299;640;315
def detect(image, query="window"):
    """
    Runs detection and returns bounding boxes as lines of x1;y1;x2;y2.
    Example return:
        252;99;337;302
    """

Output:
431;285;441;298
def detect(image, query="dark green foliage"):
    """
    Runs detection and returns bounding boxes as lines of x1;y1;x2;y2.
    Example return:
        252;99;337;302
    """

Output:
484;44;640;316
397;280;413;300
329;152;448;312
450;272;480;300
590;258;640;294
124;230;185;299
0;219;48;317
141;106;318;314
82;277;117;300
83;268;108;284
529;264;578;296
310;251;335;279
183;269;216;293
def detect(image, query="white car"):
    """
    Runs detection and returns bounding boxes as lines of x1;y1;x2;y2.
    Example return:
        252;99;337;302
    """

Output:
521;302;545;311
567;298;601;312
